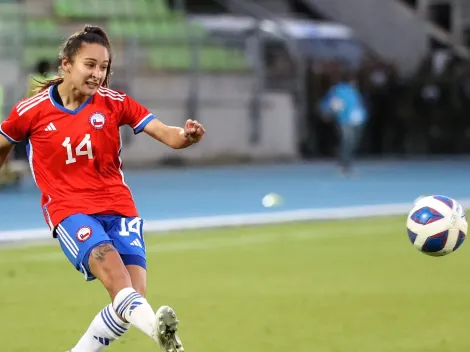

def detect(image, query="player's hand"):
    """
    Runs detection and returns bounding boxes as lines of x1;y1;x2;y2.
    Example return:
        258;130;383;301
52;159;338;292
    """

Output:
182;119;205;143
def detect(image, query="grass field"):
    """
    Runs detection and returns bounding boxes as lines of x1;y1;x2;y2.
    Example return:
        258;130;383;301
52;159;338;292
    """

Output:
1;215;470;352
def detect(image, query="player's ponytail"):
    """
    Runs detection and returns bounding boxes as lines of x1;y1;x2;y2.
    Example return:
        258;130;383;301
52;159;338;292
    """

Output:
34;24;113;94
32;75;64;94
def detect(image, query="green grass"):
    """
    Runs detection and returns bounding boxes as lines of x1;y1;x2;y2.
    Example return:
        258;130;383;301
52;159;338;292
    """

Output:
1;216;469;351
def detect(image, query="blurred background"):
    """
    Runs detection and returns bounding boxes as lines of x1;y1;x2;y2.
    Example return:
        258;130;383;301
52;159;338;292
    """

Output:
2;0;470;233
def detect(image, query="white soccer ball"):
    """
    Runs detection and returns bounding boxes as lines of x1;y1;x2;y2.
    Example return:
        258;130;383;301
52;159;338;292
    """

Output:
262;193;283;208
407;195;467;256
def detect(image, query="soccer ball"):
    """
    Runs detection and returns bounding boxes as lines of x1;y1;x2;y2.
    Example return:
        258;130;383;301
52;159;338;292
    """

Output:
407;195;467;256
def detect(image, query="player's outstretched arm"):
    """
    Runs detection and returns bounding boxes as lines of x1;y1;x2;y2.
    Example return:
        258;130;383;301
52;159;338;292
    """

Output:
143;118;205;149
0;134;14;171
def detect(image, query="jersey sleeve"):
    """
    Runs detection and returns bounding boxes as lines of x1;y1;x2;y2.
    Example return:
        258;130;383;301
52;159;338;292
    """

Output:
119;95;156;134
0;103;33;143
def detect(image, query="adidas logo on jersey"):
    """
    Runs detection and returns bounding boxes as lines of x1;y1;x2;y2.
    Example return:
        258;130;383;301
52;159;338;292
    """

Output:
45;123;57;131
130;239;143;248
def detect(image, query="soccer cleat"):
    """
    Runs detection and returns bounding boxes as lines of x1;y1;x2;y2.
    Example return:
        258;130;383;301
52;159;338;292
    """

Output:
152;306;184;352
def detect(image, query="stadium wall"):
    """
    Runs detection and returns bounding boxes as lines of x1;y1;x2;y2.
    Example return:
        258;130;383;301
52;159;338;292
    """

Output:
120;92;298;165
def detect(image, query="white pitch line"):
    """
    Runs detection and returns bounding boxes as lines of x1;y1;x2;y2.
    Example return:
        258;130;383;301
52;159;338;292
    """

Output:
0;223;384;264
0;201;421;243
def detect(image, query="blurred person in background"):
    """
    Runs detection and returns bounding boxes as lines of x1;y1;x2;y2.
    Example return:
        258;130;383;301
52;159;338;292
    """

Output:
410;52;450;154
359;60;396;155
27;58;57;98
319;70;368;175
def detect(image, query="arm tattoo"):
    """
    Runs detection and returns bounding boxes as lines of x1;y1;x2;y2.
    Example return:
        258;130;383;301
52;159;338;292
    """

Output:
92;243;117;262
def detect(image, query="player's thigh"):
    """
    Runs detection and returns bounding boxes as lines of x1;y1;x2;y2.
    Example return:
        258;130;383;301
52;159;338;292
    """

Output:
110;216;147;294
99;215;147;292
55;213;112;281
106;215;147;269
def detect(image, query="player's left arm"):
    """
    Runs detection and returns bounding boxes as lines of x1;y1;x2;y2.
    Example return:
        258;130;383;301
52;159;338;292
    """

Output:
143;118;205;149
120;94;205;149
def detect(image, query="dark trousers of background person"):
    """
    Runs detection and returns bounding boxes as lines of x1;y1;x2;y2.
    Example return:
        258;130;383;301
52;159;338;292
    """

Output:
338;124;363;172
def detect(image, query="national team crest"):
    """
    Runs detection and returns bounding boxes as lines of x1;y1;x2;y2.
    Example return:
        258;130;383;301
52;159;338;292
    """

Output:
76;226;92;242
89;112;106;130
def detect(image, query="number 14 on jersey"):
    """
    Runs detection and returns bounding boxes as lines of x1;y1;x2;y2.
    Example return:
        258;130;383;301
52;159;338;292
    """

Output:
62;134;94;165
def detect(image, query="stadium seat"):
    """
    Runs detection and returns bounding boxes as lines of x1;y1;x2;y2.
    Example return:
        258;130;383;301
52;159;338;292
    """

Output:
54;0;82;18
0;3;22;58
0;2;20;15
0;18;19;40
108;17;247;72
133;0;171;18
43;0;247;72
108;19;206;41
199;46;249;71
53;0;170;19
22;45;59;69
26;19;63;43
148;45;248;72
149;46;191;70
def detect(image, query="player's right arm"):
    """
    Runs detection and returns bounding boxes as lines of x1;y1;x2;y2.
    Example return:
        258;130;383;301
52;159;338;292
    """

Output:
0;134;14;170
0;101;34;170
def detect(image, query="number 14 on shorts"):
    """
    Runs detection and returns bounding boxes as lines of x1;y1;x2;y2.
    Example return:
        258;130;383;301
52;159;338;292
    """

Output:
119;217;142;238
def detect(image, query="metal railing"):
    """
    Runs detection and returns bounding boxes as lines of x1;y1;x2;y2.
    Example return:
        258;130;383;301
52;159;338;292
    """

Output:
416;0;470;54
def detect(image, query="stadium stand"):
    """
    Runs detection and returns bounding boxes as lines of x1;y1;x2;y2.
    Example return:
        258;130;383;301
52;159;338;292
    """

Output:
47;0;249;72
0;0;250;73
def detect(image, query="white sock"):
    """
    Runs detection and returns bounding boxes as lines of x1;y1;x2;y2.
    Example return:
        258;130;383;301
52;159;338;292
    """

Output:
113;287;156;338
71;304;130;352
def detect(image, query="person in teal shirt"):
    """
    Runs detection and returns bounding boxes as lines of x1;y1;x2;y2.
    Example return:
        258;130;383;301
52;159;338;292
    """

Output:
320;73;368;175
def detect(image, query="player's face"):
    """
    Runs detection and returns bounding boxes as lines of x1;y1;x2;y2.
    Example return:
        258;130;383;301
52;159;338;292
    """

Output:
69;43;110;96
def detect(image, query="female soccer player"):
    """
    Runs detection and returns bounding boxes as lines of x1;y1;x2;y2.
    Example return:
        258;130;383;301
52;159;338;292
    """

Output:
0;25;206;352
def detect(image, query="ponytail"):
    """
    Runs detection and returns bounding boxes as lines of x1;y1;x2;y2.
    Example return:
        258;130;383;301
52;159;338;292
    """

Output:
32;76;63;95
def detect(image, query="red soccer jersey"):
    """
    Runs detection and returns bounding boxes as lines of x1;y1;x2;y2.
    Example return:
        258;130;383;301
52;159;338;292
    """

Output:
0;86;156;230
